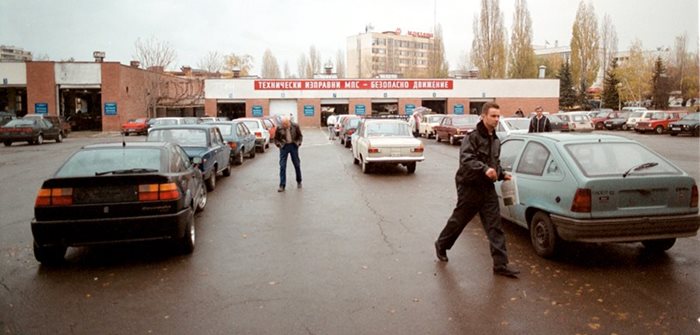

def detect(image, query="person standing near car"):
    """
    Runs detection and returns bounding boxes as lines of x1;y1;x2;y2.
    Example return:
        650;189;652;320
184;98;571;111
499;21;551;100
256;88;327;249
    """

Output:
434;102;520;278
274;116;303;192
326;112;337;140
529;106;551;133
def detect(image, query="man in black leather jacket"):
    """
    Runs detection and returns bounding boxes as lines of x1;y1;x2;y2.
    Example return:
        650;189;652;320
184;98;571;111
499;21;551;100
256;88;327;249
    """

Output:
274;117;303;192
434;102;520;278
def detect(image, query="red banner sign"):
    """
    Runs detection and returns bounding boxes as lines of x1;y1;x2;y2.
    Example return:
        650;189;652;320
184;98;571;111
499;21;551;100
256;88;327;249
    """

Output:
254;80;453;90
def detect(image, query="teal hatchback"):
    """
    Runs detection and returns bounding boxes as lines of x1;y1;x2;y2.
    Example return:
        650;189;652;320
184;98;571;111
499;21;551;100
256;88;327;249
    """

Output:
495;133;699;258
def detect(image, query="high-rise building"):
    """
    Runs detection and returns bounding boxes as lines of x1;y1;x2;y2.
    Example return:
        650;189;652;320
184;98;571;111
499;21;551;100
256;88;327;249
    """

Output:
0;45;33;62
346;29;435;78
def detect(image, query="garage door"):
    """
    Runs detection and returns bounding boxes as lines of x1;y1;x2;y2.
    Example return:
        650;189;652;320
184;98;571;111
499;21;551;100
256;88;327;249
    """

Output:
270;100;298;123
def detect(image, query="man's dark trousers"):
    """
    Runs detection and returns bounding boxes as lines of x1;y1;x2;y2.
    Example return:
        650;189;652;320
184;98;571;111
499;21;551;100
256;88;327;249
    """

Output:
436;182;509;266
279;143;302;187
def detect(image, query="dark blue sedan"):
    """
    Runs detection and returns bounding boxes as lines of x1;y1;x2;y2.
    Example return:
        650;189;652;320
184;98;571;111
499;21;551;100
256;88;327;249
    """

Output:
207;120;257;165
147;125;231;191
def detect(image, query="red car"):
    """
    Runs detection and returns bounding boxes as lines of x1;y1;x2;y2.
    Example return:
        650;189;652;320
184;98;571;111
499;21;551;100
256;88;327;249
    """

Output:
121;118;149;136
433;114;480;145
635;111;686;134
591;110;623;130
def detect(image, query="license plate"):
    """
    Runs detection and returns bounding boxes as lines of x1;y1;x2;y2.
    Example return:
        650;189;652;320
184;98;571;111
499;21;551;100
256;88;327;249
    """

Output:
128;129;135;132
391;153;401;157
671;127;680;131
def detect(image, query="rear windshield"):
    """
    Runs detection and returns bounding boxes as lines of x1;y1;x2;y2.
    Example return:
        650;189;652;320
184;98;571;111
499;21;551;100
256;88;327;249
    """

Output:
148;129;207;147
213;124;233;136
427;115;444;123
242;121;260;130
453;115;480;126
4;119;36;127
365;121;411;137
504;119;530;130
56;148;163;177
565;142;680;177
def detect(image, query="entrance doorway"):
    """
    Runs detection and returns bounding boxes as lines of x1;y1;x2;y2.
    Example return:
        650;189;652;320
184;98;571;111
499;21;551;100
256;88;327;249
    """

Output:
59;88;102;131
270;100;298;123
217;102;246;120
0;88;27;116
320;103;348;126
421;100;446;114
371;102;398;116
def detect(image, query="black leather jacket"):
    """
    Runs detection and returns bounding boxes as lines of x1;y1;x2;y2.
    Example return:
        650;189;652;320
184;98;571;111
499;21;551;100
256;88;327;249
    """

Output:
455;121;505;186
274;123;303;147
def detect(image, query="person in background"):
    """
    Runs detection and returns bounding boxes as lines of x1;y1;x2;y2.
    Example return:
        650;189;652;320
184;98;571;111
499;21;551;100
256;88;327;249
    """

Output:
326;112;337;140
514;108;524;117
274;116;303;192
434;102;520;278
528;106;551;133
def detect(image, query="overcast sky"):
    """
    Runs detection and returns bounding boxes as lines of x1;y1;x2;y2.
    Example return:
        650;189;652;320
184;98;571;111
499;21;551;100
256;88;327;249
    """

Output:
1;0;698;76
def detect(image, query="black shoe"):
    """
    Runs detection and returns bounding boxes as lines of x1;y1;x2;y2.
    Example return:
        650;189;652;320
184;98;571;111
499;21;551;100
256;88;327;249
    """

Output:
435;241;448;262
277;186;285;192
297;182;302;189
493;265;520;278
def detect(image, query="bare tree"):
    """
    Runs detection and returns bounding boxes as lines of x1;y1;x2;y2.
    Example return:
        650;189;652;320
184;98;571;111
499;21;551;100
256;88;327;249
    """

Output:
599;13;618;106
308;46;322;76
261;49;281;78
133;37;177;70
669;33;699;106
570;0;600;98
427;24;449;78
508;0;536;78
297;54;310;78
283;61;292;79
471;0;507;78
336;49;346;78
223;53;253;77
197;51;223;74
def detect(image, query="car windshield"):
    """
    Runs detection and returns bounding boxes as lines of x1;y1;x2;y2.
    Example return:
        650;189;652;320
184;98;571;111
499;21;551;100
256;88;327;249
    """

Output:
148;129;207;147
4;119;36;127
428;115;444;123
365;122;411;137
453;115;480;126
56;148;162;177
565;142;680;177
504;119;530;130
681;113;700;121
242;121;260;130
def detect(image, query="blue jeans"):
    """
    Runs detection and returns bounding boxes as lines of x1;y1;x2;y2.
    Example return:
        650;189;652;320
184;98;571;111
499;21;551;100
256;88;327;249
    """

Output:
279;143;302;187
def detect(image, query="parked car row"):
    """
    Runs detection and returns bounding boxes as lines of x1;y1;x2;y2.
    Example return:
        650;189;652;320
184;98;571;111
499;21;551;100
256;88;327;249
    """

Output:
1;114;69;146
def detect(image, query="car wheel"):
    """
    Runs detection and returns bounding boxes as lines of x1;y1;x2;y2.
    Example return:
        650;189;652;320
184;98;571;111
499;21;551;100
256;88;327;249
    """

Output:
261;143;266;153
641;238;676;252
248;148;256;158
530;211;559;258
435;133;441;142
340;137;344;145
56;132;63;143
178;209;195;254
33;241;66;264
3;141;11;147
195;183;207;213
233;151;243;165
595;122;604;130
353;154;359;165
654;126;664;134
206;170;216;191
36;134;44;145
223;161;231;177
344;139;350;148
406;162;416;174
449;135;456;145
621;124;628;130
361;156;371;174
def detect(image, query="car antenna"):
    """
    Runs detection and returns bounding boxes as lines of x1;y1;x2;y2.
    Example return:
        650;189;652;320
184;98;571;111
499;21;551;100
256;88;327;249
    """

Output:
120;116;126;147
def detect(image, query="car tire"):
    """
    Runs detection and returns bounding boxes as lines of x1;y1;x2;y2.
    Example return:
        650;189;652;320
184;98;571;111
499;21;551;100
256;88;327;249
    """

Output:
353;155;359;165
361;156;371;174
233;151;243;165
641;238;675;252
3;141;11;147
56;132;63;143
595;122;604;130
195;183;207;213
654;126;664;134
223;162;231;177
35;134;43;145
33;241;66;264
435;133;441;142
206;170;216;191
344;139;351;148
178;210;195;254
340;137;344;145
248;148;256;158
449;135;456;145
260;143;266;153
406;162;416;174
530;211;559;258
621;124;628;130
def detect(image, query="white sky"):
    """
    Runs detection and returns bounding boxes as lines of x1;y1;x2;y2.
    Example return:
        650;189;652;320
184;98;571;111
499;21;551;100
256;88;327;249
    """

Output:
1;0;698;76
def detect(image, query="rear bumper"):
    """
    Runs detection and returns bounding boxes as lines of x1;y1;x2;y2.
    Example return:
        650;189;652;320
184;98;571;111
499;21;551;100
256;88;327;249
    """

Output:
366;156;424;164
32;209;192;247
550;213;700;243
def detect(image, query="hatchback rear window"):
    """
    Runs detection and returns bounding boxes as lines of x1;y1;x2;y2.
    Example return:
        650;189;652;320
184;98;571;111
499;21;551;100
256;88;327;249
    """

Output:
56;148;163;177
148;129;207;147
565;142;680;177
242;121;260;130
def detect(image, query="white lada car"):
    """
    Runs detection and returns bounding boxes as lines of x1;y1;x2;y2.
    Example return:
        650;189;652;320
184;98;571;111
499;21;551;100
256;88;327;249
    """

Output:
351;118;425;174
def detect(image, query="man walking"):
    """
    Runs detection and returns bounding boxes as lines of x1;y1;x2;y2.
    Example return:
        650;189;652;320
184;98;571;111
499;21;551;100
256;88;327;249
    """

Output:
326;112;337;140
434;102;520;278
529;106;551;133
274;116;303;192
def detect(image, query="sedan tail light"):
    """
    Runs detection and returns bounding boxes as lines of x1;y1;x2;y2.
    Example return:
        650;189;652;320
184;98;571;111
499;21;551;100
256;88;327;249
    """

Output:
255;132;262;138
35;188;73;207
138;183;181;201
411;145;424;153
228;141;237;150
571;188;591;213
368;147;380;153
691;185;698;208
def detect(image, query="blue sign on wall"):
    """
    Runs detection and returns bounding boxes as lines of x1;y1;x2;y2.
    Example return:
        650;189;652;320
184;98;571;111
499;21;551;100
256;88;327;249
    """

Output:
104;102;117;115
454;104;465;115
252;105;263;117
34;103;48;114
355;104;366;116
405;104;416;116
303;105;314;117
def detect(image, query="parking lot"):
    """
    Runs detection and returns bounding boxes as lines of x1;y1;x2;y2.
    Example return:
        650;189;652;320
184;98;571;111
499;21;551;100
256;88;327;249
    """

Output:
1;128;699;334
